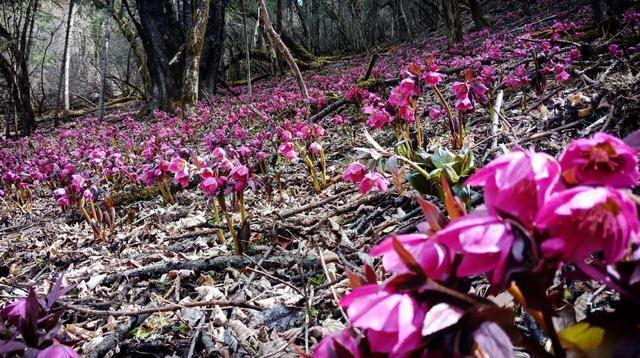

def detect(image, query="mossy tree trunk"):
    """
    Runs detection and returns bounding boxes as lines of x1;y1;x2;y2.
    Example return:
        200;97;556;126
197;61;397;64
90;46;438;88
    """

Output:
182;0;211;115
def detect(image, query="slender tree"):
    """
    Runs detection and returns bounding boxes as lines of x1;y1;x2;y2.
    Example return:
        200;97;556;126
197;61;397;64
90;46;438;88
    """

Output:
181;0;212;114
56;0;76;126
98;0;115;121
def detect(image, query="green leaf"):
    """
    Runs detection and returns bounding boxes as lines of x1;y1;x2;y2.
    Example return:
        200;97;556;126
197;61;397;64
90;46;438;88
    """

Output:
559;322;605;351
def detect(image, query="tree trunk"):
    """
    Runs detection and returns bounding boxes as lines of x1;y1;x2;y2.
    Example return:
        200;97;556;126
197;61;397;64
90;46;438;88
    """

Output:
276;0;283;33
99;0;115;121
311;0;320;53
440;0;463;47
257;0;308;100
56;0;75;126
240;0;252;95
136;0;184;111
181;0;212;114
467;0;488;29
200;0;228;95
113;4;151;99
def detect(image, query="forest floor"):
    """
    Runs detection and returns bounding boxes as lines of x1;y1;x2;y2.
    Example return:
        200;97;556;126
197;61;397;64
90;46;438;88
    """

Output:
1;0;639;357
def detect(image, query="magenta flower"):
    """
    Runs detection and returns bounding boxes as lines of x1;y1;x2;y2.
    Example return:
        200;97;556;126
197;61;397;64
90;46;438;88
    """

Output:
370;234;450;278
558;132;639;188
200;177;219;196
388;78;419;107
340;284;425;354
278;142;297;159
0;299;28;326
358;172;389;193
428;106;445;120
535;186;639;264
362;103;390;129
37;343;80;358
343;162;366;184
554;63;570;82
423;71;446;86
466;150;561;227
434;214;515;285
313;330;361;358
609;44;623;58
70;174;85;193
168;157;191;188
309;142;322;155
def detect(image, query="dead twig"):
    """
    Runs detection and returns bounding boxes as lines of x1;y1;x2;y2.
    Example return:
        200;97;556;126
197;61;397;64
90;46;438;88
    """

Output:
64;299;260;317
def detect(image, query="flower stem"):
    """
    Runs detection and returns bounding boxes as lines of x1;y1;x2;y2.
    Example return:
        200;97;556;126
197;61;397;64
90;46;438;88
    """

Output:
217;195;239;254
211;200;227;244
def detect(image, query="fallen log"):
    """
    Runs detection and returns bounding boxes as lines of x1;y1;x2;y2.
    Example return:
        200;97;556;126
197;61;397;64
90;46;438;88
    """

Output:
102;254;320;286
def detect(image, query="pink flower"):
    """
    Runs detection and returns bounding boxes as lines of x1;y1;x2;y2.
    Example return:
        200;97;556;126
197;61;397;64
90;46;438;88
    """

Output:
0;299;28;326
536;186;639;264
434;214;515;285
340;285;425;354
455;96;474;112
278;142;297;159
364;105;392;128
466;150;561;227
230;164;249;183
428;106;445;120
397;105;416;123
423;71;446;86
309;142;322;155
37;343;80;358
342;162;366;183
609;44;623;58
388;78;419;107
358;172;389;193
452;81;474;112
168;157;192;188
313;330;361;358
370;234;450;278
554;63;570;81
200;177;219;195
82;189;93;202
558;132;639;188
70;174;85;193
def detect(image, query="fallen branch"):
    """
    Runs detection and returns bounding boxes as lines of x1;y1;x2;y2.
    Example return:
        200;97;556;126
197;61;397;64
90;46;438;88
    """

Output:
87;313;150;358
257;0;308;100
277;188;358;218
64;299;260;317
491;90;505;150
101;254;320;286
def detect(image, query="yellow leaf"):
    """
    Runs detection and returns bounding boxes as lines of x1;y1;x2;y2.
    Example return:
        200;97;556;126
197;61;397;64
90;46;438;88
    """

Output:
559;322;605;351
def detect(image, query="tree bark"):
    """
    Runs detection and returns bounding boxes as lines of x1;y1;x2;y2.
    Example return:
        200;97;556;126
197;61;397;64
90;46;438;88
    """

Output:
257;0;308;100
200;0;228;95
99;0;115;121
467;0;488;29
440;0;463;47
240;0;252;95
181;0;212;114
56;0;75;126
113;3;151;99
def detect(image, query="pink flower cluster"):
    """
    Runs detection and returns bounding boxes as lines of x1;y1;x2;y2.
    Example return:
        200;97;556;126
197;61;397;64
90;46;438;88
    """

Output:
342;162;389;194
317;132;639;356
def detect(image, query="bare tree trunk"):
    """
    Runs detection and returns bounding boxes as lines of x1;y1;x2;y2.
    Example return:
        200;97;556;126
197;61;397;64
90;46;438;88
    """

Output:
440;0;462;47
56;0;75;126
181;0;212;114
240;0;252;95
312;0;320;53
276;0;283;33
257;0;308;100
113;4;151;99
99;0;115;121
467;0;488;28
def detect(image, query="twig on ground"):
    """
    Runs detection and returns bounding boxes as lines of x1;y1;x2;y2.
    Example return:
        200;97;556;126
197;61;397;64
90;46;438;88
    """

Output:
64;299;260;317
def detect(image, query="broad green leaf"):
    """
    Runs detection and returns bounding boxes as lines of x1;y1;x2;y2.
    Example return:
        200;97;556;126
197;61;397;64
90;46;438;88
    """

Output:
559;322;605;351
